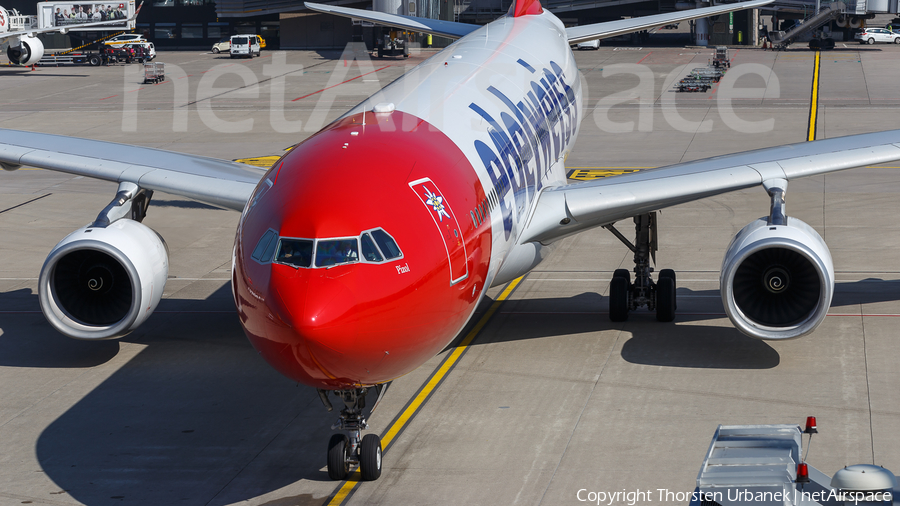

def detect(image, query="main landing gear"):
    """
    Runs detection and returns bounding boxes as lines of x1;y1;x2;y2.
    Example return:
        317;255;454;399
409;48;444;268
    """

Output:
603;212;677;322
318;383;390;481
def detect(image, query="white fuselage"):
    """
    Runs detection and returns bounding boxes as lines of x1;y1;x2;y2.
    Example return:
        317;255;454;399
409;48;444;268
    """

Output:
344;11;584;288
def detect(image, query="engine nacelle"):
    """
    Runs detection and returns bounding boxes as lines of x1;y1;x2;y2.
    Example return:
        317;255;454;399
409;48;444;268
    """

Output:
7;37;45;65
721;217;834;340
39;219;168;340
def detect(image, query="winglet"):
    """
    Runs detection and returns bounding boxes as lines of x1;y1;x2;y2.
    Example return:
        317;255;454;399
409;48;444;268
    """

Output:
508;0;543;17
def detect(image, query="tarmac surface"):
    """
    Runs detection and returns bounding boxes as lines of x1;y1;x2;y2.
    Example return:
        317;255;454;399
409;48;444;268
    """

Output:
2;36;900;506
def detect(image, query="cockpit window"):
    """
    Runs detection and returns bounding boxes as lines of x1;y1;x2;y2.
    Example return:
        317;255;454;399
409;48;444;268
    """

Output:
371;229;402;259
251;229;278;263
315;239;359;268
266;229;401;268
276;239;313;268
360;233;383;262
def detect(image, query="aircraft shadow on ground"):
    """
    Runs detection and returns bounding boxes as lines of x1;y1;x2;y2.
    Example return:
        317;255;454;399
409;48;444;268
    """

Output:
0;288;121;368
0;69;92;77
1;284;337;505
5;277;900;505
467;291;781;369
464;278;900;370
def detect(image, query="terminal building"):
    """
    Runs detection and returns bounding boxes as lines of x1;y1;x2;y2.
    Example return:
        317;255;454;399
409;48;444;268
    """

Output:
4;0;899;50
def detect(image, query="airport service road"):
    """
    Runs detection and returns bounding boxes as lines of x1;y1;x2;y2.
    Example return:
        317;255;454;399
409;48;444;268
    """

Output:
1;44;900;506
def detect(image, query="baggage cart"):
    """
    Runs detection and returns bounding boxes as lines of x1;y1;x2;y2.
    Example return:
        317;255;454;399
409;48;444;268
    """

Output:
143;62;165;83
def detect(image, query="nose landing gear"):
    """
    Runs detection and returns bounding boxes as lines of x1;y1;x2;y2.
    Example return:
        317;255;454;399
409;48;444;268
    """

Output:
319;383;389;481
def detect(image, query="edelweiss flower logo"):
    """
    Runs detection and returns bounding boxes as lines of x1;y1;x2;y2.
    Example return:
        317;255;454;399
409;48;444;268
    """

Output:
423;188;451;221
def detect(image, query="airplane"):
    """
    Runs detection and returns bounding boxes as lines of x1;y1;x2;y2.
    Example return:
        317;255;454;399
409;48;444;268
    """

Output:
1;2;142;66
3;0;900;483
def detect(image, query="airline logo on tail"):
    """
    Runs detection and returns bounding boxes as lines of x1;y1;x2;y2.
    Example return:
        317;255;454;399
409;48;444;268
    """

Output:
509;0;543;17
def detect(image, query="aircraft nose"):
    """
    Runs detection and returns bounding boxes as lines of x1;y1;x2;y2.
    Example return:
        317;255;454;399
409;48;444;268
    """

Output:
234;109;493;390
267;266;360;363
262;258;436;388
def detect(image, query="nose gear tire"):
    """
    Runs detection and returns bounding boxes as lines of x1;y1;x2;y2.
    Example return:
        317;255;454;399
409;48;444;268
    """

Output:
359;434;383;481
327;434;350;480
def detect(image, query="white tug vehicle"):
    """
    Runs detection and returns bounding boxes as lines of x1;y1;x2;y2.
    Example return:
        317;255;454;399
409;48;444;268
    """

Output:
693;419;897;506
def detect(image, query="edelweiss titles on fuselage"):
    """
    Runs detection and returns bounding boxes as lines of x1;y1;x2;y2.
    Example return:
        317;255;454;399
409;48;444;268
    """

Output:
469;58;578;240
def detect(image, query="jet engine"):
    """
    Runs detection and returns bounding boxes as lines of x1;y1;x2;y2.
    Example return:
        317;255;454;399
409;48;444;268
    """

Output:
7;37;45;65
720;217;833;340
39;219;168;340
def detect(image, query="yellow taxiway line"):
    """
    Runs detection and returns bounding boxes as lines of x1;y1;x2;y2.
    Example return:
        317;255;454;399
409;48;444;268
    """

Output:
326;276;525;505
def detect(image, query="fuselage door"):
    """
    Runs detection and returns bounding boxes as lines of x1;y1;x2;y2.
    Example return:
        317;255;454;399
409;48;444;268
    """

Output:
409;177;468;285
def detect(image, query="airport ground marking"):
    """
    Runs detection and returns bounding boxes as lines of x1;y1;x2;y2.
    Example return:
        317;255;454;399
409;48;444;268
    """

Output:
233;146;295;168
326;276;525;506
0;193;51;214
567;168;647;180
291;65;391;102
807;51;821;142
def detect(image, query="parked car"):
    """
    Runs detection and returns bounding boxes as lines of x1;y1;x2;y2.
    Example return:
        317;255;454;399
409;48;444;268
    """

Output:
104;34;146;47
230;34;260;58
576;39;600;50
211;37;230;54
123;41;156;61
255;34;266;49
855;27;900;44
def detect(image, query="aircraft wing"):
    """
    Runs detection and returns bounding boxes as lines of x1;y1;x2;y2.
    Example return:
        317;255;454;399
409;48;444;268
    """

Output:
0;2;143;41
304;2;480;39
0;129;266;211
521;130;900;244
566;0;774;44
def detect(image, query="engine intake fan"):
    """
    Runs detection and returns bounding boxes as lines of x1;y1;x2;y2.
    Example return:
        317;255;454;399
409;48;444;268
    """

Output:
39;219;168;340
721;217;833;340
7;38;45;66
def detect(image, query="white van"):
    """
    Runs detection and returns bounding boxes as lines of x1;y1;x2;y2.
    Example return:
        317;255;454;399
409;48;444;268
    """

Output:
230;34;260;58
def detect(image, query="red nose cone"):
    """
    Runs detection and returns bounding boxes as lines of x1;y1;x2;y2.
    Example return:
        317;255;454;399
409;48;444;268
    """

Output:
233;111;492;389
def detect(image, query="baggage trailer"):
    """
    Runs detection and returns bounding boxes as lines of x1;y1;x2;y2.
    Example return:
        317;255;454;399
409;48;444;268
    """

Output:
676;79;711;92
38;52;103;66
143;62;165;83
688;67;726;82
38;47;136;66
